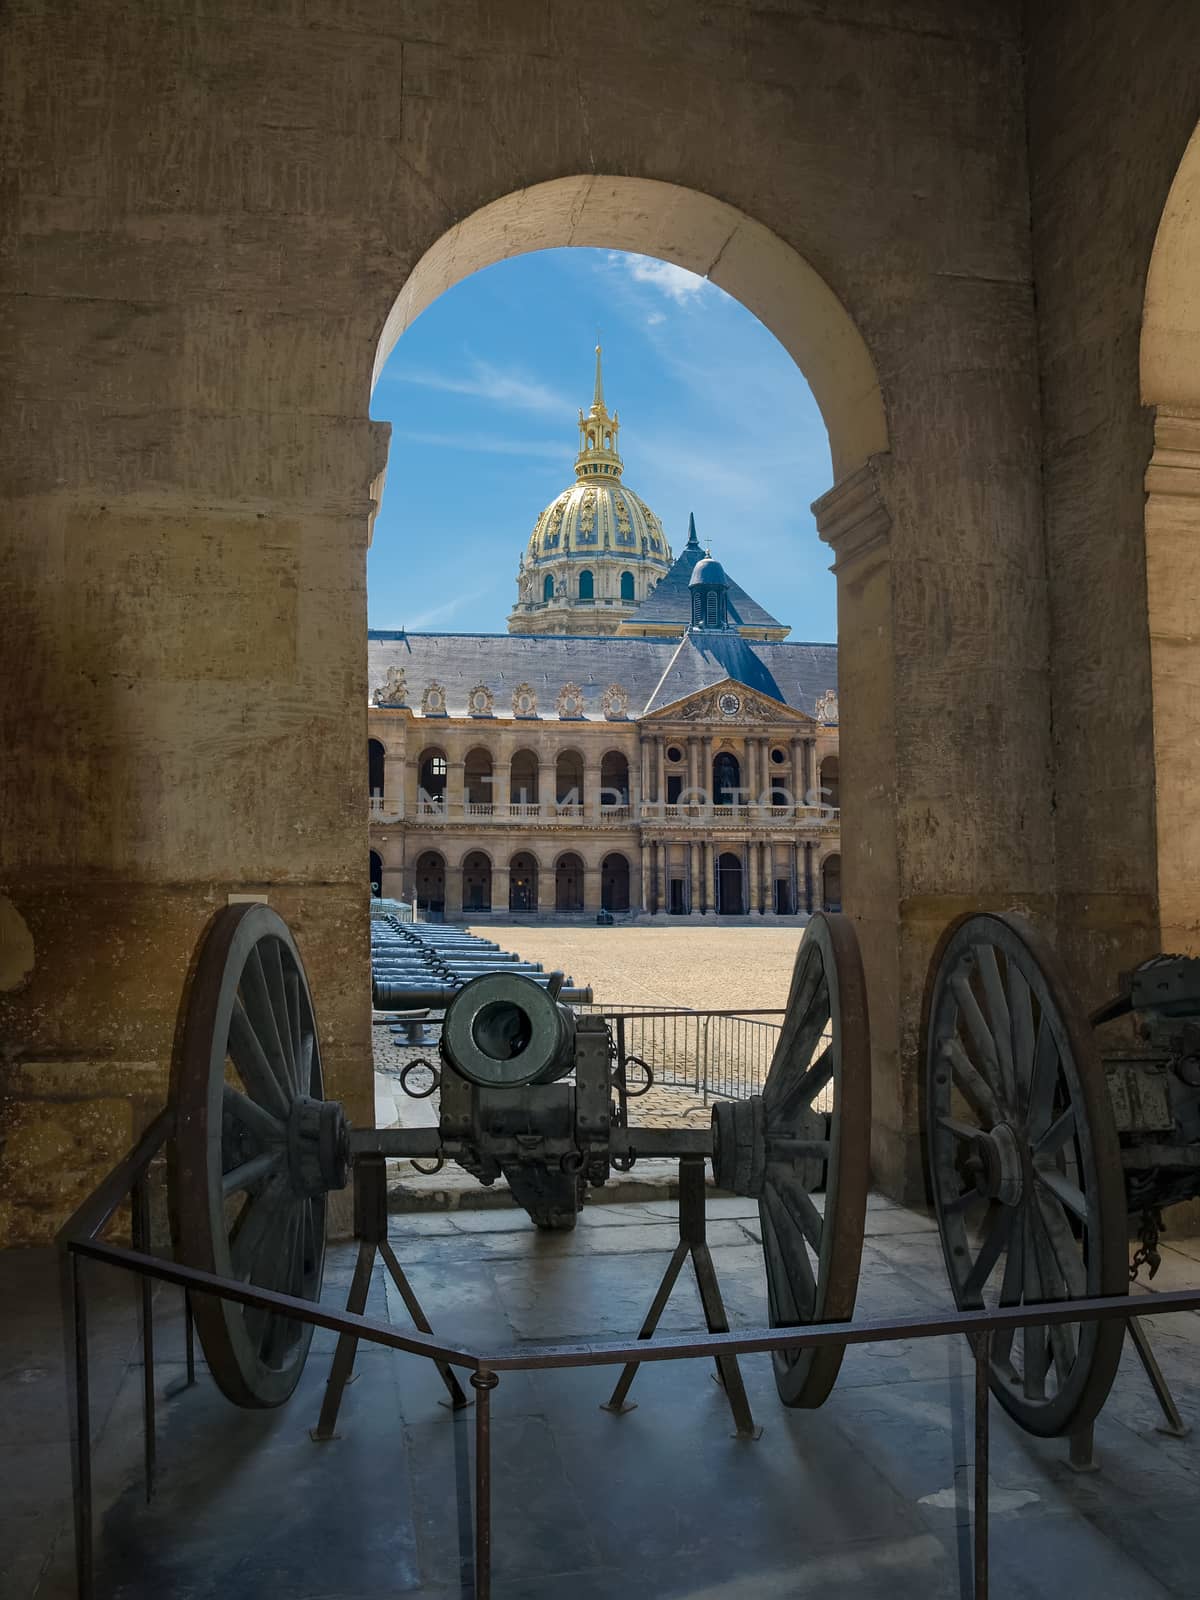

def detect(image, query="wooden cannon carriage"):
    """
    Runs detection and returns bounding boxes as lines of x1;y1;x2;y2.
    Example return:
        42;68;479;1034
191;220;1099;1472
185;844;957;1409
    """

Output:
169;901;1199;1442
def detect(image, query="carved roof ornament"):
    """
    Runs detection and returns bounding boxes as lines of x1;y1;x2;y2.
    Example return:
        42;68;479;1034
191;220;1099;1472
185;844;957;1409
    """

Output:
815;689;839;725
512;682;538;718
468;683;495;717
372;666;407;706
556;682;586;720
601;683;629;720
421;681;447;717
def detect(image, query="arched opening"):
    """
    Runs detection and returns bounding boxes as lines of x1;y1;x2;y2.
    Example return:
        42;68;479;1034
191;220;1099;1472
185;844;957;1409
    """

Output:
414;850;446;917
509;851;538;913
369;849;383;898
555;851;584;911
822;853;842;912
578;569;594;602
368;738;385;803
717;851;744;915
464;747;494;809
542;572;554;602
819;754;840;811
713;751;741;807
602;852;631;912
462;850;492;913
1142;117;1200;954
600;750;629;807
510;749;539;807
418;748;447;805
555;749;584;808
619;570;635;602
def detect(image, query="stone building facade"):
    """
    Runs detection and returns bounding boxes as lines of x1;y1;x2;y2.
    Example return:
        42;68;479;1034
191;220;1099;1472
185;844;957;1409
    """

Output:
369;555;841;920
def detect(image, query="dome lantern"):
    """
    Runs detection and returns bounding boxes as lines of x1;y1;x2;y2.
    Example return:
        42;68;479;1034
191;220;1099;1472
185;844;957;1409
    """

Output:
574;344;624;482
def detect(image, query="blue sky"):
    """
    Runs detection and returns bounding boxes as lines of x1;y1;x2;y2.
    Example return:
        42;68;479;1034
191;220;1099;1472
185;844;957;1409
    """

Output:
367;248;837;641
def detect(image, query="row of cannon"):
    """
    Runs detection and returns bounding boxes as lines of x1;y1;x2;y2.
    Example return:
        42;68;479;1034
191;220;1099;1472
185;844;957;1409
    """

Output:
370;912;592;1008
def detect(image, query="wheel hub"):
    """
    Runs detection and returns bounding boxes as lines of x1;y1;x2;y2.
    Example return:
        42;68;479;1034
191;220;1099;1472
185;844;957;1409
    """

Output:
963;1121;1023;1206
286;1095;351;1197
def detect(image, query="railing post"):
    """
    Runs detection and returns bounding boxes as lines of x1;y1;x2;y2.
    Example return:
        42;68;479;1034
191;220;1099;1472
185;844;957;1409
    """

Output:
471;1368;499;1600
71;1251;94;1600
973;1330;991;1600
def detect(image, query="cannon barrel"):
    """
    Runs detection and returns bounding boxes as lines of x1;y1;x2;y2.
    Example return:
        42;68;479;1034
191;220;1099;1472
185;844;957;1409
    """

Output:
439;971;580;1088
372;980;593;1009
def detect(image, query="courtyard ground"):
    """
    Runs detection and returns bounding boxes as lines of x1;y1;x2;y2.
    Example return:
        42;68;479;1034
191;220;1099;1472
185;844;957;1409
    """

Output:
7;1202;1200;1599
465;920;805;1010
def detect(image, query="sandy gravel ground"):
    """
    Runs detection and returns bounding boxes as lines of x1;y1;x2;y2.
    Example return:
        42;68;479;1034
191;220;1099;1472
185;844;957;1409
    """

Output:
464;922;805;1010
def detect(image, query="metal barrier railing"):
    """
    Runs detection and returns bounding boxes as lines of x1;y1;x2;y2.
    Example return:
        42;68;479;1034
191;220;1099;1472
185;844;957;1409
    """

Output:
56;1114;1200;1600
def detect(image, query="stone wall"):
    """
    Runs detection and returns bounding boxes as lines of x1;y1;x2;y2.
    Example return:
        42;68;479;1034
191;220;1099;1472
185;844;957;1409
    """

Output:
1026;0;1200;995
0;0;1095;1235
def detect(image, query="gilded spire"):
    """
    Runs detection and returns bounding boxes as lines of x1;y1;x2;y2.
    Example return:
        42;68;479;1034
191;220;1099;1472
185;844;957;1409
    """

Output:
575;341;622;481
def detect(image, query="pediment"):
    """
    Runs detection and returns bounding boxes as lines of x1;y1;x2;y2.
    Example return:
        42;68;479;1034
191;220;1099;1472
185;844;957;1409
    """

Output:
640;680;813;727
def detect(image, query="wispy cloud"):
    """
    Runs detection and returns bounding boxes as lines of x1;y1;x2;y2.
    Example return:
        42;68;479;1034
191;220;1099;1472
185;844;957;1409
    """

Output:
615;253;709;306
396;430;563;461
390;361;570;418
404;589;489;630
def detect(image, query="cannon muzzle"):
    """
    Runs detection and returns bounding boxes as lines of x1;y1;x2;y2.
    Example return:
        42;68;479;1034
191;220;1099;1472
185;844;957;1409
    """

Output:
441;971;578;1088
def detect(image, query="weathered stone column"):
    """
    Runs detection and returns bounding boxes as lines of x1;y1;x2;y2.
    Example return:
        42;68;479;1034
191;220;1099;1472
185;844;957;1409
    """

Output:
584;761;602;822
1144;411;1200;953
493;864;511;913
538;756;556;815
640;841;651;913
655;737;666;816
704;841;716;914
748;837;760;914
446;759;465;821
655;841;667;914
690;841;701;912
583;865;602;914
444;863;464;920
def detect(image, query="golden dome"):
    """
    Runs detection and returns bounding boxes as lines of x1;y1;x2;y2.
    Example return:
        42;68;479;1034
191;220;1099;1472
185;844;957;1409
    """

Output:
510;345;673;636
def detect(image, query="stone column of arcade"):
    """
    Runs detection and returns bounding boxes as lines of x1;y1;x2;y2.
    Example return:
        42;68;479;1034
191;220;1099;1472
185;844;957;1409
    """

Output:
0;313;385;1242
583;865;602;914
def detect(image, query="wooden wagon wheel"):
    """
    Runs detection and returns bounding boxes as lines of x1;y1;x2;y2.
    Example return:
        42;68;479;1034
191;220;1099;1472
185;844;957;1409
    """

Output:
712;912;871;1408
169;904;350;1408
922;912;1127;1437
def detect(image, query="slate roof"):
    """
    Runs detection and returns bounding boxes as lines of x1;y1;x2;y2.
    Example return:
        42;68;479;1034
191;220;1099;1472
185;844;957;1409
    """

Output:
644;630;787;714
624;518;785;635
368;630;836;720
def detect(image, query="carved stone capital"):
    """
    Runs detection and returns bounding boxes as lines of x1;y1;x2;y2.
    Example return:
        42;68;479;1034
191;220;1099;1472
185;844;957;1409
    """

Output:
811;453;892;574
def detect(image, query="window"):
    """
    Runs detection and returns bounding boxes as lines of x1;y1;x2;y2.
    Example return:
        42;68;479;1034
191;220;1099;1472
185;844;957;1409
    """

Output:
706;591;718;626
543;573;554;602
579;569;594;601
620;570;635;601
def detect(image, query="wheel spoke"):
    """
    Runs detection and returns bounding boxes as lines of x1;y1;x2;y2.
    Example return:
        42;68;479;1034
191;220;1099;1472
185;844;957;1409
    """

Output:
772;1173;825;1252
962;1204;1014;1304
1024;1015;1059;1137
239;949;295;1104
940;1037;999;1126
762;1184;817;1322
229;1177;289;1280
974;944;1016;1108
228;1000;292;1119
950;969;1004;1096
992;1211;1025;1370
1022;1210;1050;1400
781;1041;835;1115
1033;1192;1086;1297
283;967;305;1093
1033;1105;1076;1157
765;971;832;1117
1007;964;1036;1108
223;1083;285;1147
1034;1164;1089;1224
938;1115;982;1144
221;1149;282;1197
259;938;299;1093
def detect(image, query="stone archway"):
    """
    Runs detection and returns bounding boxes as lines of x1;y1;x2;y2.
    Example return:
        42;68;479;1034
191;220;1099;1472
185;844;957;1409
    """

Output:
555;852;584;912
717;852;744;915
602;852;630;912
509;851;539;913
369;849;383;899
462;850;492;913
414;851;445;917
1142;117;1200;954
